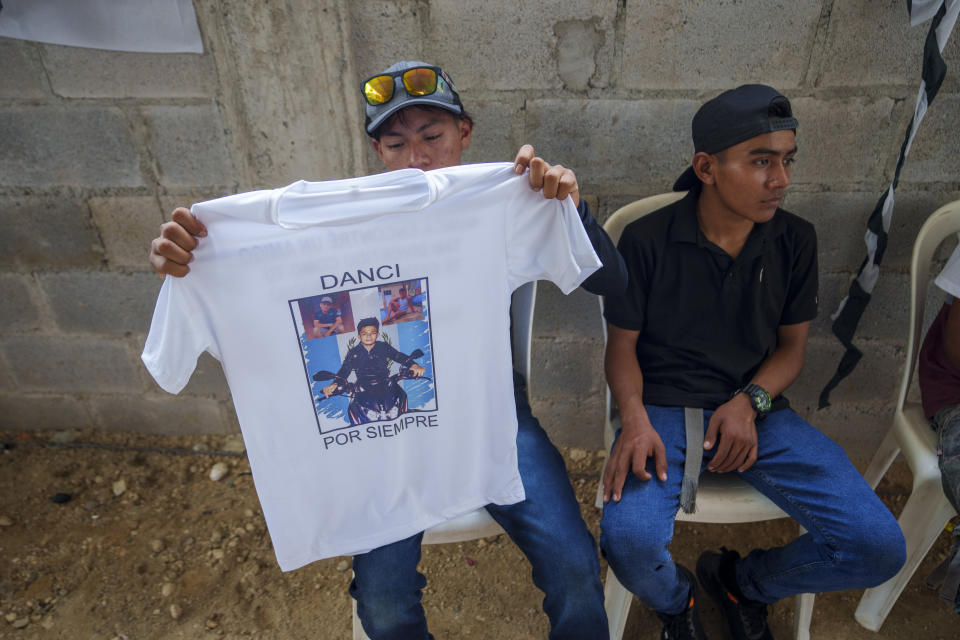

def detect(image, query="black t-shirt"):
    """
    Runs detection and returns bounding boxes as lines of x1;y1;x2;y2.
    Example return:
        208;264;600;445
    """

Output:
604;191;818;411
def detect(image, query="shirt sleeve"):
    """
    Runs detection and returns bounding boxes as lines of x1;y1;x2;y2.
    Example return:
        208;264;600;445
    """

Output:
576;199;628;296
506;193;602;294
935;244;960;300
602;223;649;331
141;279;218;394
779;221;819;325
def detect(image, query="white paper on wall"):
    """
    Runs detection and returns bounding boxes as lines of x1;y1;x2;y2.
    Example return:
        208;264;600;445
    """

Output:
0;0;202;53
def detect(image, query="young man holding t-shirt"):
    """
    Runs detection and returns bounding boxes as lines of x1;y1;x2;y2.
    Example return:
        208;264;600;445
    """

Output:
149;61;625;639
601;85;906;640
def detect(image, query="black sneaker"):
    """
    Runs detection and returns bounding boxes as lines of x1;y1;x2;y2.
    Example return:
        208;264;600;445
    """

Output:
696;548;772;640
655;565;708;640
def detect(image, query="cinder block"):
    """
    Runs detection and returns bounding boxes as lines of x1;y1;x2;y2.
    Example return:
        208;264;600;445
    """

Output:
0;393;94;430
89;394;228;434
0;274;42;331
524;99;697;188
0;353;14;390
88;197;165;268
533;283;604;340
2;336;142;392
0;106;144;187
899;94;960;184
143;105;234;188
38;271;161;334
620;1;821;90
787;336;902;411
427;0;617;90
554;17;611;91
802;402;896;462
461;98;522;165
0;195;105;267
350;0;424;80
0;37;49;98
530;394;604;449
789;97;897;185
530;336;605;398
786;189;960;273
817;0;926;88
43;45;216;98
600;195;650;226
815;271;910;343
159;192;232;218
181;352;231;399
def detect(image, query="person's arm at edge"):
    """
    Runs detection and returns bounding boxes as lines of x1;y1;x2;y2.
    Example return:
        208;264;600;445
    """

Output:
944;298;960;372
704;321;810;474
576;198;628;296
602;323;668;503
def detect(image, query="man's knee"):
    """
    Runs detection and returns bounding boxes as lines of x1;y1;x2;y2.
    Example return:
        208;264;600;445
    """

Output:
600;508;672;570
351;576;427;639
834;509;906;587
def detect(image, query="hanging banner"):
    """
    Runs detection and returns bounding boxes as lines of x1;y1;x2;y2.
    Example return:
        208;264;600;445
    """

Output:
820;0;959;408
0;0;203;53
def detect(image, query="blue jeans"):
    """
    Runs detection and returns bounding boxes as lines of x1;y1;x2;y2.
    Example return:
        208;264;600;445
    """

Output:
351;383;608;639
600;405;906;614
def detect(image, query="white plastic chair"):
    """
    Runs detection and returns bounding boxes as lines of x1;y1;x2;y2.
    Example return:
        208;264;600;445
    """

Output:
352;281;537;640
854;199;960;631
595;193;814;640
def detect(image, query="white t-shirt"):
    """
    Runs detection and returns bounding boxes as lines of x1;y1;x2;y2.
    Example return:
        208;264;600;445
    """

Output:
142;163;601;570
936;244;960;299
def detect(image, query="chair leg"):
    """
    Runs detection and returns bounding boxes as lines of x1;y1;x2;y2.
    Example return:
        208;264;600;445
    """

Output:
352;591;371;640
790;523;814;640
793;592;814;640
604;567;633;640
863;428;901;490
854;481;956;631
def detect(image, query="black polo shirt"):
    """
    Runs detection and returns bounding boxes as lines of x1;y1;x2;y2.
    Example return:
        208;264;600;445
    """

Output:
604;191;818;411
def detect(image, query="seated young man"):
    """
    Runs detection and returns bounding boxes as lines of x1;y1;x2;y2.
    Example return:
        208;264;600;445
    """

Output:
918;245;960;597
920;244;960;513
149;60;626;639
601;84;906;640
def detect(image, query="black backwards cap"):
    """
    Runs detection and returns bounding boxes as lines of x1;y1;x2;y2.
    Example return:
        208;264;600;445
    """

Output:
673;84;798;191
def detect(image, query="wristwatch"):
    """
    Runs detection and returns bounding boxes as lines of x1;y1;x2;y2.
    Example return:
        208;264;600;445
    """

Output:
737;384;772;419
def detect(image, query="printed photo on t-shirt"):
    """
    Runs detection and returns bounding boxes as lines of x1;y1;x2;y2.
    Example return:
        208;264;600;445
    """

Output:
289;278;437;433
294;291;354;340
380;280;424;326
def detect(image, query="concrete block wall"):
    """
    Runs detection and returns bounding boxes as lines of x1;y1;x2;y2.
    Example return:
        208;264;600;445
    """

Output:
2;0;959;460
0;36;233;433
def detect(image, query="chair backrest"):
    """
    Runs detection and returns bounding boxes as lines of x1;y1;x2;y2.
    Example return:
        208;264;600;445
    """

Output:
897;199;960;411
599;192;686;451
511;281;537;384
603;192;687;246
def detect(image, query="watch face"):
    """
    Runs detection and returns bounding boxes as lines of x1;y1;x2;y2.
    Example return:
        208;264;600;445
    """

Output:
752;389;772;413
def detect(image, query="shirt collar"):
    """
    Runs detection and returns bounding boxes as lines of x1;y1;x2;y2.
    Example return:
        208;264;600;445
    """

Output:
667;191;788;256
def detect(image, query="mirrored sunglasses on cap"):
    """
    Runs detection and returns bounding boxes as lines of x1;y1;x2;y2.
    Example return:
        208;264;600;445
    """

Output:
363;65;450;106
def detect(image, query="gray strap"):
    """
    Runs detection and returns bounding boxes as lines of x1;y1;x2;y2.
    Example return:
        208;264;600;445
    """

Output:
680;407;703;514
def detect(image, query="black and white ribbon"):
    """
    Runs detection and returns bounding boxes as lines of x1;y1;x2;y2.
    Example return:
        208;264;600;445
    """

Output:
820;0;959;408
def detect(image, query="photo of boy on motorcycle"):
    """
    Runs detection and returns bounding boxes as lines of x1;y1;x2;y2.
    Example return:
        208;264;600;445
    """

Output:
319;317;427;425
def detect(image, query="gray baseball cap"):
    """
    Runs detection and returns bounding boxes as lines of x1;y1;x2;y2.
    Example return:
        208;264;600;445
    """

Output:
363;60;463;136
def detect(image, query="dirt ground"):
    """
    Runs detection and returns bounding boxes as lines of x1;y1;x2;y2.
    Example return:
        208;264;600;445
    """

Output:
0;428;957;640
